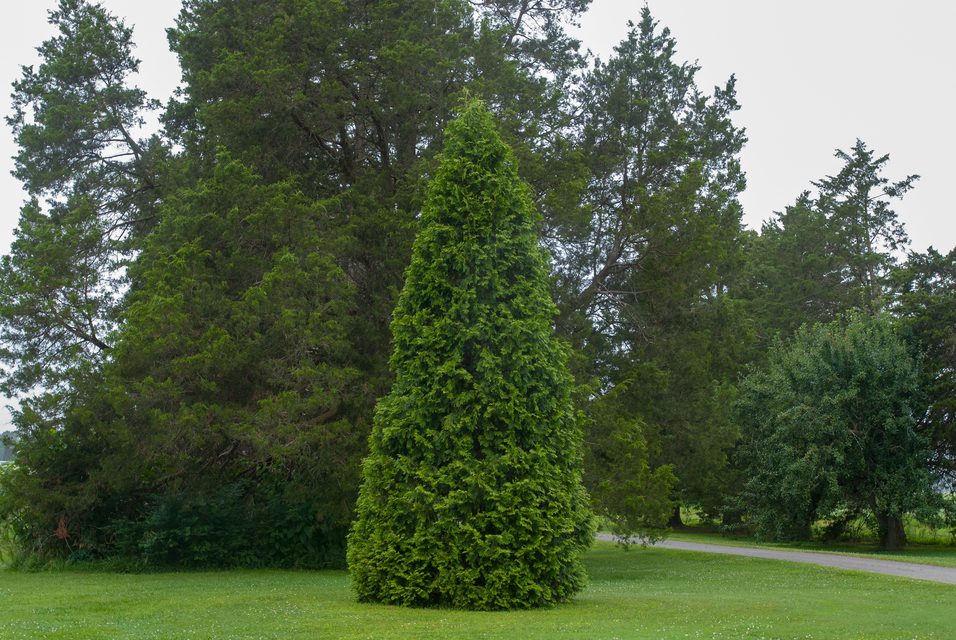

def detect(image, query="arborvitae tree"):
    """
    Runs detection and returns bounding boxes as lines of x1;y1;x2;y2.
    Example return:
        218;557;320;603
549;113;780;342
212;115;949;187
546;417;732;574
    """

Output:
347;103;593;610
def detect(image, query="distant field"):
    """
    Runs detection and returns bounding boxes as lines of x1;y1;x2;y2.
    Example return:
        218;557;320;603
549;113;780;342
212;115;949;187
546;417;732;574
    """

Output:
1;541;954;639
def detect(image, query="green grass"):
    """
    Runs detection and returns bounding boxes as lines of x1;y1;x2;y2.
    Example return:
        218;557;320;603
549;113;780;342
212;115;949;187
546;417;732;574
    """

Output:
1;541;954;639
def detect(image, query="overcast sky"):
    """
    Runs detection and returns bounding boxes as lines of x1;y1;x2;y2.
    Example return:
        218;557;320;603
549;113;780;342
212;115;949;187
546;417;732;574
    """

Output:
1;0;954;426
2;0;953;253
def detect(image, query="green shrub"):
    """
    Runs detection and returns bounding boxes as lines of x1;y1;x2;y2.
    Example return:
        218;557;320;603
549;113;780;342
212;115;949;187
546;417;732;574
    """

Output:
347;102;594;610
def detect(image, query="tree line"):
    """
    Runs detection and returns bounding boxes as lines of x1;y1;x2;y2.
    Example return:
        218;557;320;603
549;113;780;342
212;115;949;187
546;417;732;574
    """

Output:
0;0;952;565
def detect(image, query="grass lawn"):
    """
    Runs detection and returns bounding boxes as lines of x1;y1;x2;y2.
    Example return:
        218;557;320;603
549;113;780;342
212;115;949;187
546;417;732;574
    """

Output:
664;529;956;568
1;541;954;639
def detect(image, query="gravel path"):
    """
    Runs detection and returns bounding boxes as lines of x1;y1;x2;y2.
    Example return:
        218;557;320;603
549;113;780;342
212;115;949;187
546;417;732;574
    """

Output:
594;533;956;585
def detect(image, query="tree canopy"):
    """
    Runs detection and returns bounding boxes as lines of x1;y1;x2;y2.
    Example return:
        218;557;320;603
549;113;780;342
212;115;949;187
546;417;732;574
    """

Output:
735;313;939;550
1;0;952;572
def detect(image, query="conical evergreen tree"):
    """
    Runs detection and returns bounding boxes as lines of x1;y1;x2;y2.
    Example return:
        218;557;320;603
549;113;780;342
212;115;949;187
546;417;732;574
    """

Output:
347;102;593;609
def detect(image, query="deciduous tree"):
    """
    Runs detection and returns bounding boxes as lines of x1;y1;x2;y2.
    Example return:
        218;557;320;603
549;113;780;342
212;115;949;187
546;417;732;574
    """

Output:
892;247;956;488
735;313;939;550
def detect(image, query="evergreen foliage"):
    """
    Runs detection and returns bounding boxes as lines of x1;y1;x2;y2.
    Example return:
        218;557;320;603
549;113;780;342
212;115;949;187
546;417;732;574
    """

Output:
107;153;360;495
347;103;593;609
742;193;854;341
0;0;166;410
106;486;346;569
581;381;677;544
743;141;918;346
5;0;948;569
555;9;751;524
0;153;364;560
812;141;916;313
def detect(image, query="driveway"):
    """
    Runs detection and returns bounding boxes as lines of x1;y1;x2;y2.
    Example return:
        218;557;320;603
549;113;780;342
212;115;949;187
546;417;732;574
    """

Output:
595;533;956;585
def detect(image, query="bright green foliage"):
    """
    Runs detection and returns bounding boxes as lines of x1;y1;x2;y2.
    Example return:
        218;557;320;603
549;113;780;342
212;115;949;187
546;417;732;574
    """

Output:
735;313;939;550
348;103;593;609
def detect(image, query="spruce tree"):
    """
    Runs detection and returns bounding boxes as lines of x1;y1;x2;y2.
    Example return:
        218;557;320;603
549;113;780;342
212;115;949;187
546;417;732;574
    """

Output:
347;102;593;609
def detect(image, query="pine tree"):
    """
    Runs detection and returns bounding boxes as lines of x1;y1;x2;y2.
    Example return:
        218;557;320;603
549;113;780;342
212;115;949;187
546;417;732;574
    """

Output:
555;8;749;527
347;102;593;610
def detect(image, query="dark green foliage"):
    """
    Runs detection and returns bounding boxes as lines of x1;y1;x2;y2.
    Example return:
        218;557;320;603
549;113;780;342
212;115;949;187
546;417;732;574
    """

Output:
0;152;364;559
812;141;916;313
101;152;364;537
107;486;345;569
348;103;593;610
163;0;577;419
0;0;167;420
1;0;608;569
892;247;956;488
110;152;360;478
735;313;940;550
0;2;173;558
743;141;918;346
742;193;855;342
553;9;750;521
581;381;677;545
0;0;794;572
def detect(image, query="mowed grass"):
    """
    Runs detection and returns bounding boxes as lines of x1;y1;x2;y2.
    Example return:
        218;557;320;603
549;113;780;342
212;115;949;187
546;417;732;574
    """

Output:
1;541;954;640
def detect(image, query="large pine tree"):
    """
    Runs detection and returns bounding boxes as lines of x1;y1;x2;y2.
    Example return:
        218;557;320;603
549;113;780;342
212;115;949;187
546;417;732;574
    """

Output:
347;103;593;609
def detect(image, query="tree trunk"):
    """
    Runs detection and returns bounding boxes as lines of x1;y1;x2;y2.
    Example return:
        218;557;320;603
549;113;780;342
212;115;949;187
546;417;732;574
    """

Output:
880;514;907;551
667;505;684;528
869;494;907;551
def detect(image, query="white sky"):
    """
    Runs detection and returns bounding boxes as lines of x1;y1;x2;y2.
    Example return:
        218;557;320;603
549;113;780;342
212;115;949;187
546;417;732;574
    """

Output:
1;0;954;428
575;0;956;254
